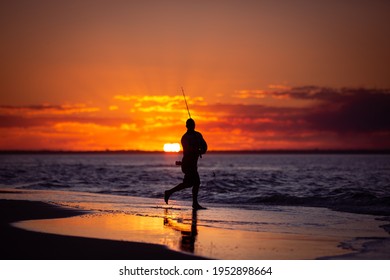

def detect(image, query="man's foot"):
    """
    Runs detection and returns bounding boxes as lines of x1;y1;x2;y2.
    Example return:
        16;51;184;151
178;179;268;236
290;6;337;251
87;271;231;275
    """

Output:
192;204;207;210
164;191;170;204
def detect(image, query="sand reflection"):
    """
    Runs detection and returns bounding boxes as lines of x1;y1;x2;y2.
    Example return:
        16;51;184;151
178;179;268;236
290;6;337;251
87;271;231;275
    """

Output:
14;208;350;259
163;209;198;254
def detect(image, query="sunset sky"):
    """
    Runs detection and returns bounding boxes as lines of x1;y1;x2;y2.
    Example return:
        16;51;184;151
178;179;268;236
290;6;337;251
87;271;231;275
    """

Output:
1;0;389;151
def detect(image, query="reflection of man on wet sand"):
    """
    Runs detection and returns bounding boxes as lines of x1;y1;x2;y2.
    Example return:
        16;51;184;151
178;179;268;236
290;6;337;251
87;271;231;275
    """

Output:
164;118;207;209
163;209;198;253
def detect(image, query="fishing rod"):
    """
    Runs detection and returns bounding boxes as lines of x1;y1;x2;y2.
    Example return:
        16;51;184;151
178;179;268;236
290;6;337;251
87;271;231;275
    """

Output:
175;87;192;166
181;87;191;119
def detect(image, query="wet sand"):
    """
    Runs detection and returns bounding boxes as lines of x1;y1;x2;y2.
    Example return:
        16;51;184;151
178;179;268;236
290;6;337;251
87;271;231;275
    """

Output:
1;188;389;260
0;199;347;260
0;199;204;260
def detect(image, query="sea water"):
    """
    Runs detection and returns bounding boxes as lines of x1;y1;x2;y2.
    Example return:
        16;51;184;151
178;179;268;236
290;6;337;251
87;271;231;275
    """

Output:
2;152;390;258
1;152;389;216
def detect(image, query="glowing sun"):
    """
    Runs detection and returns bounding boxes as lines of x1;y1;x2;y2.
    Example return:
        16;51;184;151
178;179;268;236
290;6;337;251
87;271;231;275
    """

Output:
163;143;181;152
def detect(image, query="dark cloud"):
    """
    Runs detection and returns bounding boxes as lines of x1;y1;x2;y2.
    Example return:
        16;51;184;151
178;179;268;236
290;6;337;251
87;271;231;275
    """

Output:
0;104;111;128
0;105;65;111
195;103;305;120
194;103;310;142
203;87;390;134
303;87;390;133
272;86;342;101
194;86;390;149
0;114;129;128
0;115;43;127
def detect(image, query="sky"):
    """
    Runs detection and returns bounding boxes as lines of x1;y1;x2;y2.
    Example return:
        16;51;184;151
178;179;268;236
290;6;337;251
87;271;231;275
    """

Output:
1;0;390;151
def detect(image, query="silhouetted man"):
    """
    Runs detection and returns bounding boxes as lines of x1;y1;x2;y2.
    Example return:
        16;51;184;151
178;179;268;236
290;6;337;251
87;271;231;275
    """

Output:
164;118;207;209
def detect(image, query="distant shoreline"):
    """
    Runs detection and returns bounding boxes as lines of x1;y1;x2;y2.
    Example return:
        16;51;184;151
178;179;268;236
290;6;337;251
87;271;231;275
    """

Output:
1;149;390;155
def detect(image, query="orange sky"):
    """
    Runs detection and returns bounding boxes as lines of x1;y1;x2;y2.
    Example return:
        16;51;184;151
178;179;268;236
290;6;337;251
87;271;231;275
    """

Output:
1;0;390;151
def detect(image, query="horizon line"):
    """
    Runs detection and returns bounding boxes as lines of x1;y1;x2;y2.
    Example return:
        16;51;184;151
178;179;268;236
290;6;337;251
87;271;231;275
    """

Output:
1;149;389;155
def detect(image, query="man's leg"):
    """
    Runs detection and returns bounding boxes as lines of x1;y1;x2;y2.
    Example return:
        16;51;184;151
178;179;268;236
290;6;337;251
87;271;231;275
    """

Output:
164;183;188;204
192;172;206;209
192;184;200;208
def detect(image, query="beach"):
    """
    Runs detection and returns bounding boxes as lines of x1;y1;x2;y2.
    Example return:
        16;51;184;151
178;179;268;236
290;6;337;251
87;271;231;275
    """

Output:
1;153;390;260
0;198;203;260
1;188;389;260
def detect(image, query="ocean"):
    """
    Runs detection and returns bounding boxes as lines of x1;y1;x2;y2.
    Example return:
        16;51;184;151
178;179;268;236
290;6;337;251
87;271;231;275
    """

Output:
1;152;389;216
2;152;390;259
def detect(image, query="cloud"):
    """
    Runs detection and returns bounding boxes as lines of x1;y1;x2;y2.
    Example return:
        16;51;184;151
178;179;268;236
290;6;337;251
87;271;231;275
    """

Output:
0;115;38;128
108;105;119;111
0;104;100;115
114;95;182;103
233;90;266;99
271;86;341;101
0;104;125;128
113;94;207;117
114;94;205;105
193;86;390;149
0;115;131;128
300;87;390;133
1;87;389;150
267;84;292;90
220;86;390;134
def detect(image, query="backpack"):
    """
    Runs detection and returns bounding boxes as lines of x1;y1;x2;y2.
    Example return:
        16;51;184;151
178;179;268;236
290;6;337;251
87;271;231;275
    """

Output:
196;132;207;155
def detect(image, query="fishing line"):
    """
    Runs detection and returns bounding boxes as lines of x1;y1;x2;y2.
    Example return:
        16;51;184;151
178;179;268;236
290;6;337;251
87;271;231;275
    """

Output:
175;87;191;166
181;86;191;119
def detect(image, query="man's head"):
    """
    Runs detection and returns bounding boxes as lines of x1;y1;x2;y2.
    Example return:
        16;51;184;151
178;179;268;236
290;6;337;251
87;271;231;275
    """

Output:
186;118;195;130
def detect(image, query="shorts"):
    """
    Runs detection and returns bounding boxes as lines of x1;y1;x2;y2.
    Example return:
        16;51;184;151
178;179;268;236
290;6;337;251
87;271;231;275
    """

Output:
183;170;200;187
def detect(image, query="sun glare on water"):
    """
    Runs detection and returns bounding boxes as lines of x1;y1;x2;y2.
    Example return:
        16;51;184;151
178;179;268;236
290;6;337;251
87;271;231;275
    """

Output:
163;143;181;152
